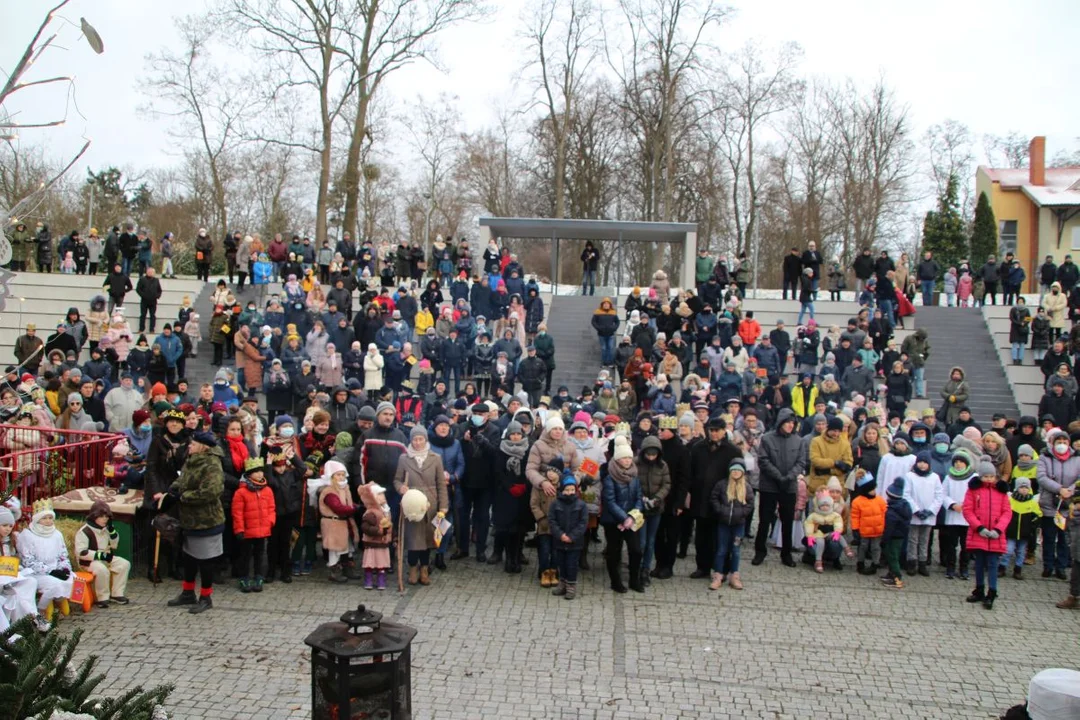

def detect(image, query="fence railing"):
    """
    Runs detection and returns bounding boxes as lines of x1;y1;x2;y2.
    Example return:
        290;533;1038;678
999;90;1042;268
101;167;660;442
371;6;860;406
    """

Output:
0;424;124;512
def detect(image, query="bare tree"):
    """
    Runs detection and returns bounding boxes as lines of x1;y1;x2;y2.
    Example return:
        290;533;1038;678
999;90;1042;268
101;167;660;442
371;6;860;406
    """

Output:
338;0;486;240
713;40;804;254
141;14;254;240
457;116;528;218
983;131;1029;169
608;0;727;223
224;0;359;242
923;119;974;218
826;78;915;262
402;94;463;253
521;0;600;219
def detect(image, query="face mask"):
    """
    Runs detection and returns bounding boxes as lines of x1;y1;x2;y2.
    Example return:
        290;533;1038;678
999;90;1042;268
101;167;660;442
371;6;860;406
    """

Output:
280;427;295;439
911;436;925;445
1054;443;1069;454
139;424;151;433
934;442;949;454
471;415;485;427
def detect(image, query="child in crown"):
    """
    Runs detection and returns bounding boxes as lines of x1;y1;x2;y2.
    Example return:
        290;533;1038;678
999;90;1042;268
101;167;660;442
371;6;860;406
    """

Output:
232;458;277;593
17;500;73;620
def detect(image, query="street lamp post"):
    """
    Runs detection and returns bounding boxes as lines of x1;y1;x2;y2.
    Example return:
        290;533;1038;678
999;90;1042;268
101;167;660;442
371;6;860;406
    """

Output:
751;200;762;299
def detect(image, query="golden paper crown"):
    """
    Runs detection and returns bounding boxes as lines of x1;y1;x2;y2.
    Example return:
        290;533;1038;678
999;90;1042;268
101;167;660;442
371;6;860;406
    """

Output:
658;416;678;430
244;457;265;472
31;498;54;517
614;422;631;437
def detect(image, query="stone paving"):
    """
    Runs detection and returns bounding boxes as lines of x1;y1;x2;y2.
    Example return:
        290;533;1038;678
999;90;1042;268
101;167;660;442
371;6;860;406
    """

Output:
64;542;1079;720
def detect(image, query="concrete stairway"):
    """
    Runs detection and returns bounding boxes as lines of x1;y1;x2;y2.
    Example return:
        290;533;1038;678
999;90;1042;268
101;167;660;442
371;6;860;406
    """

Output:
916;306;1019;424
0;272;208;367
547;294;609;394
982;305;1043;418
735;297;915;347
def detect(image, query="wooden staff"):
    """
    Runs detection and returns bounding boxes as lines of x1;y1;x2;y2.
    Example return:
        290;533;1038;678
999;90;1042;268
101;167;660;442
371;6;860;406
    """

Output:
152;493;165;584
396;509;406;593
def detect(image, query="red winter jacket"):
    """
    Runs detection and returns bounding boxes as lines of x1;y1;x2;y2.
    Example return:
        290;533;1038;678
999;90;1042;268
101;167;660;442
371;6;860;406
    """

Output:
232;481;277;539
962;478;1012;553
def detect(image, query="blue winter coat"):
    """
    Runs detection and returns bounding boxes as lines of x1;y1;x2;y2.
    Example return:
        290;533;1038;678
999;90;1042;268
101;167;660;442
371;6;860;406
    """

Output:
600;473;643;525
883;495;912;542
153;333;184;368
429;434;465;486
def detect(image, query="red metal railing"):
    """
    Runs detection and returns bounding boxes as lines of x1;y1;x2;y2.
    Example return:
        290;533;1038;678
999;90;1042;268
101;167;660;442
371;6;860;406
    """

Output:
0;424;124;512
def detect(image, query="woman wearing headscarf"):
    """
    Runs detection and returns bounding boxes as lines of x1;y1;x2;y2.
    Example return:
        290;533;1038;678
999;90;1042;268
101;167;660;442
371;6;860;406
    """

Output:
393;426;449;586
163;430;224;614
492;420;531;575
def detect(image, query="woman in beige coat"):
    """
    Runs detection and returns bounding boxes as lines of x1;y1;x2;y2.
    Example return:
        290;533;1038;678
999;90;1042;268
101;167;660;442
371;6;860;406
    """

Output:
393;426;448;586
1043;281;1068;332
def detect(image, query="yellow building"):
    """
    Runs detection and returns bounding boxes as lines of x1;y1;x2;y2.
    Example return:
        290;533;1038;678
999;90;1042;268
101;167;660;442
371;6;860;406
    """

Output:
975;136;1080;292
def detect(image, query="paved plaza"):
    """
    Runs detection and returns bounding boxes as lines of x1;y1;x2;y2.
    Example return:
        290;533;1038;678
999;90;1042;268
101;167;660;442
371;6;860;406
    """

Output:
67;548;1078;720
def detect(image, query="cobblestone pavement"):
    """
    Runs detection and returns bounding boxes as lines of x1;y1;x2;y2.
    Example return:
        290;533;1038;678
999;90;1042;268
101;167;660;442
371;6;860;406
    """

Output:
65;543;1079;720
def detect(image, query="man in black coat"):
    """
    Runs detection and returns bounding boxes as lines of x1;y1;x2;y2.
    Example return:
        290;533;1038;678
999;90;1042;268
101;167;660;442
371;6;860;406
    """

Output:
874;251;895;280
454;402;501;562
781;248;802;300
118;223;139;276
136;267;163;333
44;323;78;359
1039;255;1058;294
686;415;742;580
754;408;806;566
800;242;822;299
852;247;876;294
517;346;547;407
1057;254;1080;292
654;422;688;580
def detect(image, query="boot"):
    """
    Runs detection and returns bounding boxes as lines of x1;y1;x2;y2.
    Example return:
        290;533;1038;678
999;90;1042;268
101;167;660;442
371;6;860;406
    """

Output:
58;599;70;616
751;551;766;566
487;551;503;566
252;576;264;592
167;589;196;607
419;566;431;586
917;562;929;577
539;568;553;588
239;577;252;593
328;565;348;584
982;588;997;610
709;572;724;591
434;554;447;571
189;594;213;614
945;566;955;579
364;570;374;590
552;579;567;596
997;565;1006;578
376;570;387;591
1013;567;1022;580
906;560;918;575
780;553;796;568
629;569;645;593
1056;595;1078;609
564;581;577;600
344;559;364;580
579;550;589;571
856;561;866;575
407;565;419;585
728;572;743;590
966;586;985;603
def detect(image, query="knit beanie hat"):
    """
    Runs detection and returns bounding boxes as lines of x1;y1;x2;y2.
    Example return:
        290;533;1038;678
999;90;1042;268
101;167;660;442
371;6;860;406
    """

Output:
376;401;395;416
826;476;843;493
1017;444;1035;458
0;506;13;526
816;492;833;512
678;412;695;429
275;414;295;429
976;460;997;478
410;425;427;442
1014;477;1032;492
335;432;354;450
826;416;844;432
886;477;905;499
544;415;565;432
612;435;634;462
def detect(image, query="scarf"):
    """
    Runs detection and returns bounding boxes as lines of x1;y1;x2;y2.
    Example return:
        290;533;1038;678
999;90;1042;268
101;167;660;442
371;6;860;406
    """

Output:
407;441;429;466
983;442;1008;466
608;458;637;484
1016;457;1037;472
226;435;249;472
30;516;56;537
500;436;529;475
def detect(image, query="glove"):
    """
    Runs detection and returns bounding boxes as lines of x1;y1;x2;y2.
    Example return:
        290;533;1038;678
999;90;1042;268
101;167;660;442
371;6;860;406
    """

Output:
977;527;993;539
851;530;861;546
830;531;841;542
49;568;70;581
834;461;852;473
916;509;931;520
986;529;1000;539
235;532;245;541
435;511;446;521
94;551;110;562
806;536;816;547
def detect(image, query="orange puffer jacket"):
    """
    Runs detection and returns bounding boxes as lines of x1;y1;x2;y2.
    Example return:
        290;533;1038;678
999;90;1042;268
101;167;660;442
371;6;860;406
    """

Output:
850;494;886;539
232;481;277;539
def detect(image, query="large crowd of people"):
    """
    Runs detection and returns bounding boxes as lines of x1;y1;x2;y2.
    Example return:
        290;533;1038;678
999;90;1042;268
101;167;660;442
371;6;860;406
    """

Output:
0;228;1078;633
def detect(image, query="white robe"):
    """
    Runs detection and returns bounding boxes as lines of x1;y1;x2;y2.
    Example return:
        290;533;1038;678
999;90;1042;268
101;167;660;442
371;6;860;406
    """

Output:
16;529;73;609
0;538;38;632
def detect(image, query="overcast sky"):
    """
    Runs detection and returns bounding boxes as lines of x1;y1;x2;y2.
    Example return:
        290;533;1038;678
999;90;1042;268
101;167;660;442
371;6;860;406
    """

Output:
3;0;1078;199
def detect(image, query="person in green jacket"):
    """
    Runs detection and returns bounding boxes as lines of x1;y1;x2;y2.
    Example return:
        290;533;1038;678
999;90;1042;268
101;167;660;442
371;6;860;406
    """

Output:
695;247;713;288
163;431;225;615
7;222;31;271
534;322;556;394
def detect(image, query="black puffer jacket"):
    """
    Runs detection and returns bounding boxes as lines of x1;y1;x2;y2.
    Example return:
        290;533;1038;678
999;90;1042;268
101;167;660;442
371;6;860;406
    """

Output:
709;475;755;527
637;436;671;514
756;408;806;494
687;435;741;518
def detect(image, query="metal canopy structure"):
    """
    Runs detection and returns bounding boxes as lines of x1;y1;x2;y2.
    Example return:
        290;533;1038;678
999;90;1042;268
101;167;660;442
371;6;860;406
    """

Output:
477;217;698;290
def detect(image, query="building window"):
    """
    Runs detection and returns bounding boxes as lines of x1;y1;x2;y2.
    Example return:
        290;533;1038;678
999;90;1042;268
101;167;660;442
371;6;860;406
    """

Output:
1073;226;1080;252
999;220;1018;254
